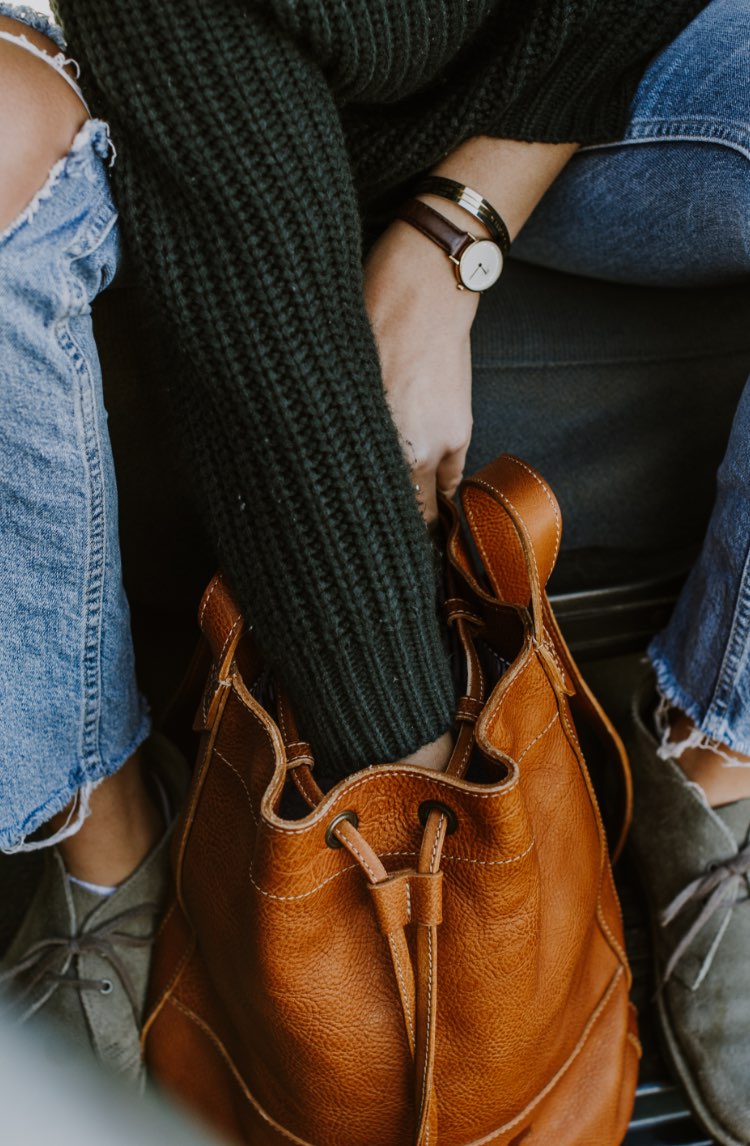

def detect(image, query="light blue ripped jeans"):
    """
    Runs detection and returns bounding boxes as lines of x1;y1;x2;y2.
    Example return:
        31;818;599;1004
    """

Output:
513;0;750;758
0;5;149;851
0;0;749;853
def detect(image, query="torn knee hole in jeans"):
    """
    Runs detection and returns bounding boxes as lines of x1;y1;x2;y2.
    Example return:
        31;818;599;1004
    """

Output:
0;118;116;247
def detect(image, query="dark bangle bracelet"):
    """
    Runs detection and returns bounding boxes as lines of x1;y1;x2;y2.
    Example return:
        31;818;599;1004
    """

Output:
413;176;511;256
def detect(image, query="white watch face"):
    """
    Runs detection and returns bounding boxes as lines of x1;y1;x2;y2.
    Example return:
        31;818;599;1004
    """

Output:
458;239;503;291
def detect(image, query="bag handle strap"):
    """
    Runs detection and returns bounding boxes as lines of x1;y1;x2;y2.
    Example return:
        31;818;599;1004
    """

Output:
460;454;562;644
194;574;247;732
460;456;633;859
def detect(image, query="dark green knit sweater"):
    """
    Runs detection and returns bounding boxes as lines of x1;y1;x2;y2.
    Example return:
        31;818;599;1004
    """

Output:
55;0;704;780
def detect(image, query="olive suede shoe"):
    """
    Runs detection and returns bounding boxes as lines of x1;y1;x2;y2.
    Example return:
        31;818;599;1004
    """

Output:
0;829;172;1084
0;735;185;1085
628;677;750;1146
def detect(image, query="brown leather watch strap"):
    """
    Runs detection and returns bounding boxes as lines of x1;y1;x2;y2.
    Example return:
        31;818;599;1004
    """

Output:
395;198;475;261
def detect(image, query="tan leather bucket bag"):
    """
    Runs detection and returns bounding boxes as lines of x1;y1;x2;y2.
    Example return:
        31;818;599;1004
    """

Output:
143;454;640;1145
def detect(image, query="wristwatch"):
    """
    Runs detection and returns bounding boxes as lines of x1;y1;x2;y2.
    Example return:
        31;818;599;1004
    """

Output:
396;198;504;292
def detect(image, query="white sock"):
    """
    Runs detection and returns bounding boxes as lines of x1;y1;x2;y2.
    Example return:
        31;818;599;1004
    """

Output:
67;874;118;897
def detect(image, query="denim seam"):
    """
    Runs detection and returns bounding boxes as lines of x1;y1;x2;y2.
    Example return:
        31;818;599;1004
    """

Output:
581;117;750;162
700;541;750;750
56;204;120;775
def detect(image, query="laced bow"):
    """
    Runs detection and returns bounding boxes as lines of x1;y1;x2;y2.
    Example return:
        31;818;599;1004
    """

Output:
0;903;159;1023
659;843;750;983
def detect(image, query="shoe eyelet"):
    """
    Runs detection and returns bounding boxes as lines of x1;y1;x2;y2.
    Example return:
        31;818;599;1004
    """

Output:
99;978;113;995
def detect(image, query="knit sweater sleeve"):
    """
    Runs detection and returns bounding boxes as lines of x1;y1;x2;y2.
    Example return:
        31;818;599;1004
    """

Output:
55;0;457;780
338;0;709;197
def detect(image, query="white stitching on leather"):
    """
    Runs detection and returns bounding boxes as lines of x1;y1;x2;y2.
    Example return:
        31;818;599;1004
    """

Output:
505;455;561;566
517;713;559;763
483;656;533;739
469;482;544;608
228;676;523;814
388;935;415;1045
558;694;583;756
248;865;358;901
201;675;229;724
418;925;435;1129
596;900;628;969
465;968;625;1145
243;843;534;901
441;839;534;866
457;733;474;777
429;813;445;875
213;747;259;826
277;705;288;743
198;574;222;628
341;836;379;882
141;923;195;1048
167;998;314;1146
218;614;243;667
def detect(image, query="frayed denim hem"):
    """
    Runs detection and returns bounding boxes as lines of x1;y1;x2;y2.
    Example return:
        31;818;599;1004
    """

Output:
648;641;750;762
0;4;66;49
0;710;152;854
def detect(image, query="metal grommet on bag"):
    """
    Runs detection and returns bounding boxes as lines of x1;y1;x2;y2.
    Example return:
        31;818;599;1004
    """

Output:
325;810;359;849
418;801;458;835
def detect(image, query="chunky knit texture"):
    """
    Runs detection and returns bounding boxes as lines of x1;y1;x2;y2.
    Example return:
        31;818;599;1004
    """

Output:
55;0;705;780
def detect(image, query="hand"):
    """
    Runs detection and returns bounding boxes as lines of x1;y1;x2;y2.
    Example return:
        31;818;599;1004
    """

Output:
363;218;479;525
401;730;454;772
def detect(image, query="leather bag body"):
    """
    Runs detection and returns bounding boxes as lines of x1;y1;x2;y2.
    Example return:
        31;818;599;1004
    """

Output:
143;455;640;1145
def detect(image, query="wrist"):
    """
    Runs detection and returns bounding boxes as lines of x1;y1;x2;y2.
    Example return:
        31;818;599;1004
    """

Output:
394;197;504;294
370;218;481;319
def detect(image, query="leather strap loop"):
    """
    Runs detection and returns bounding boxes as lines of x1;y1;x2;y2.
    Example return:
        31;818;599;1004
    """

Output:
194;574;246;732
284;741;315;770
369;872;412;933
410;872;444;928
461;454;562;643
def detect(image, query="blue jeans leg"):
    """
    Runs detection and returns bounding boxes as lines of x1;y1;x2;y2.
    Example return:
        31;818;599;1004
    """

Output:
0;99;150;849
514;0;750;287
650;380;750;755
512;0;750;750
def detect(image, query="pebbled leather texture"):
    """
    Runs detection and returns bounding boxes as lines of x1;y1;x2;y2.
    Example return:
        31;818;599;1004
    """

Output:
143;454;638;1145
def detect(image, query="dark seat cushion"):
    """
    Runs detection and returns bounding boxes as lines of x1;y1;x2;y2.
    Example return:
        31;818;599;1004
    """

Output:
95;262;750;704
469;260;750;554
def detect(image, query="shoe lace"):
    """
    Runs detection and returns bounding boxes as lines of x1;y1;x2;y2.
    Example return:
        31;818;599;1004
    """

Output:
0;903;159;1023
659;842;750;983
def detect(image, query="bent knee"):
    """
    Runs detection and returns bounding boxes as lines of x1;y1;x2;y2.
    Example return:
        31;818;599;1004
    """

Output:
0;17;89;233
